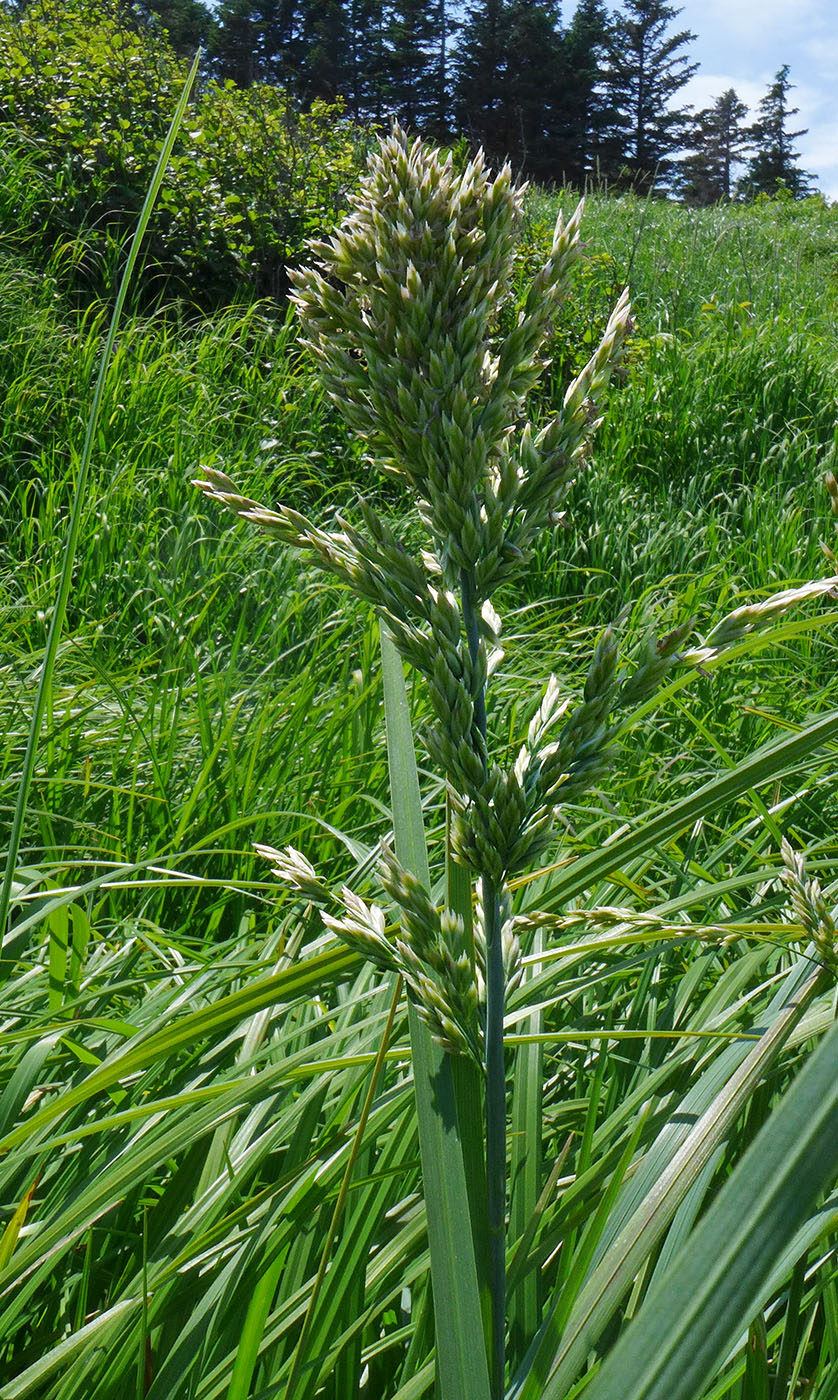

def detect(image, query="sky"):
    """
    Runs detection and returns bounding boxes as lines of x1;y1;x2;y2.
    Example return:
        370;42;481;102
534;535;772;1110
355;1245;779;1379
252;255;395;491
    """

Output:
570;0;838;198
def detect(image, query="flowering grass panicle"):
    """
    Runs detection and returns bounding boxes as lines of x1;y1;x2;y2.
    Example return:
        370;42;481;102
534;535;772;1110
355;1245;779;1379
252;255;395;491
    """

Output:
197;126;634;925
198;129;634;1394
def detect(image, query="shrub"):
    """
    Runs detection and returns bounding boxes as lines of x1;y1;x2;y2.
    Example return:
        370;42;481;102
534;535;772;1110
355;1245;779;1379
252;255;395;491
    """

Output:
0;0;367;303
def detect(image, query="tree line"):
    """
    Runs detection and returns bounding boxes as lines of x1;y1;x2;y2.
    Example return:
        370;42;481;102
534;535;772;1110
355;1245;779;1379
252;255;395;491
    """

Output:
1;0;818;203
123;0;817;201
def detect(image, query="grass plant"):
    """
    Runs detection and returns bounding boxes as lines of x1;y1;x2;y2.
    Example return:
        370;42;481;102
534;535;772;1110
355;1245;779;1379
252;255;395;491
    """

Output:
1;127;838;1400
196;128;838;1399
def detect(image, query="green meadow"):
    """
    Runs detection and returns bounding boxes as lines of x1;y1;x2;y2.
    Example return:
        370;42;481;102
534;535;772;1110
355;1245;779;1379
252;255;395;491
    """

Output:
2;127;838;1399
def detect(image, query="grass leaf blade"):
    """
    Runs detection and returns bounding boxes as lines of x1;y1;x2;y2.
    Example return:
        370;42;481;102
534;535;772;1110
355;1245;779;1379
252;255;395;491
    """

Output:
580;1012;838;1400
380;624;491;1400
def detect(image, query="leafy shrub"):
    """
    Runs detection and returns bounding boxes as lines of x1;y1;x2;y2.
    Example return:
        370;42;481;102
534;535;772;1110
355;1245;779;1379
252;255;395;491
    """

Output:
0;0;367;303
162;80;369;301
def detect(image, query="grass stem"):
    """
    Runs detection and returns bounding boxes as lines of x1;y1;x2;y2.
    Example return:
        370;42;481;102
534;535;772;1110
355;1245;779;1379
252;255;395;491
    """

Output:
484;871;507;1400
461;565;506;1399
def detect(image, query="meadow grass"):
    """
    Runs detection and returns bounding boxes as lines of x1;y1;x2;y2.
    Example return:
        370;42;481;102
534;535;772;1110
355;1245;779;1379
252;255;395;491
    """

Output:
1;151;838;1399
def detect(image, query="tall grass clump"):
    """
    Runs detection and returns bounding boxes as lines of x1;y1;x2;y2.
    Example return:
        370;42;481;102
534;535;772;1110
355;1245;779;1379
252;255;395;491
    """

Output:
198;126;838;1400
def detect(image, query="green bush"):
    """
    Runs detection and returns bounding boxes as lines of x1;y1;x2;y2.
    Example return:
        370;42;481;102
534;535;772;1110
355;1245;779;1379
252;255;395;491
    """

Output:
0;0;367;303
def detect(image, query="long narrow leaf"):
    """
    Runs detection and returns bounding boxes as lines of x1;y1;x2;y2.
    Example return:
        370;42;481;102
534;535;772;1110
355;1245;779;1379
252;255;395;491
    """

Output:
581;1010;838;1400
380;625;491;1400
512;951;824;1400
508;931;544;1361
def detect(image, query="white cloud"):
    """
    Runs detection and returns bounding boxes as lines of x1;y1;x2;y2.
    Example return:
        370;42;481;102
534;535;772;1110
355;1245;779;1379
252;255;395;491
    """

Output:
801;34;838;81
678;73;766;118
691;0;821;45
797;138;838;198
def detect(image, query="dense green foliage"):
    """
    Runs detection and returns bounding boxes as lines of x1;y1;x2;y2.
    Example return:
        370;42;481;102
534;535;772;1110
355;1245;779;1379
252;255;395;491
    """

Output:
2;117;838;1399
1;0;819;203
0;0;367;302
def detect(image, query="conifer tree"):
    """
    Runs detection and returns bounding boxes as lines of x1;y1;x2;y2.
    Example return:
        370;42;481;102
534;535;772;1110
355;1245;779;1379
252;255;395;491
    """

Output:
740;65;814;198
339;0;386;120
382;1;440;130
210;0;253;86
298;0;349;103
453;0;566;180
681;89;750;204
212;0;301;88
556;0;609;186
452;0;508;164
138;0;217;56
599;0;698;192
503;0;565;181
426;0;453;139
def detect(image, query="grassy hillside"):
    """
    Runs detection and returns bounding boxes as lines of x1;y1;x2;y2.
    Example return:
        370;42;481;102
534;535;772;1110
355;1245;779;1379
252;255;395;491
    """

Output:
2;157;838;1399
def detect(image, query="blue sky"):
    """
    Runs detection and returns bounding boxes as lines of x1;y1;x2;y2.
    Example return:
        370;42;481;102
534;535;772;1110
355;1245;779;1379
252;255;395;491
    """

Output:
571;0;838;197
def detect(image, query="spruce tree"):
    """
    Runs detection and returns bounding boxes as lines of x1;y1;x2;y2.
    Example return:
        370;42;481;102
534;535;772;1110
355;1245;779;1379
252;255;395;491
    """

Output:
503;0;565;181
382;1;440;130
740;65;815;198
138;0;217;56
427;0;453;140
556;0;609;186
210;0;254;86
599;0;698;192
681;89;750;204
298;0;350;103
452;0;508;165
212;0;301;89
453;0;565;180
342;0;387;120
